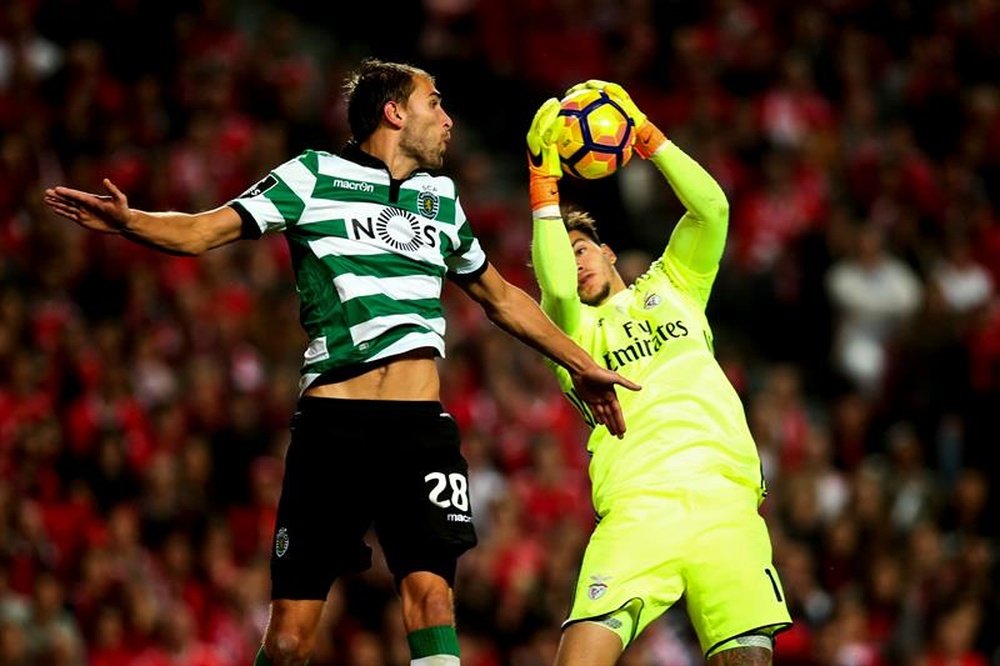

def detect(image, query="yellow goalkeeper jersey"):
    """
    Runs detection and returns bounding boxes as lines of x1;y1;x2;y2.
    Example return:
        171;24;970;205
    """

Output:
533;142;764;510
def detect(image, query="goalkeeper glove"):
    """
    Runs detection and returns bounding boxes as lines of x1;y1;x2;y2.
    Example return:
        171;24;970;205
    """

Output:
526;97;563;214
565;80;667;159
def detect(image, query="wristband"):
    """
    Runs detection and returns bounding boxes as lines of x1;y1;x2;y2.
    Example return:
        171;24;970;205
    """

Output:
635;122;668;159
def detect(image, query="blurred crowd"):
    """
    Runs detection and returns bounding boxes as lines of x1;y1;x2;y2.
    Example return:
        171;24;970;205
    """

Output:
1;0;999;664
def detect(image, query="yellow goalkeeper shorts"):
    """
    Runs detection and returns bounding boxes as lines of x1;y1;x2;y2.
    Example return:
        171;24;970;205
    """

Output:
564;480;792;655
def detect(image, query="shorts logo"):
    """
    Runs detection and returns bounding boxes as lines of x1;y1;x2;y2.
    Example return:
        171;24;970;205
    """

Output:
601;616;623;630
417;189;440;219
588;575;611;600
275;527;289;558
643;293;661;309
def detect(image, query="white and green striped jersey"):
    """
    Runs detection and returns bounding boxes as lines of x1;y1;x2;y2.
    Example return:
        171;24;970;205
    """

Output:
228;145;487;390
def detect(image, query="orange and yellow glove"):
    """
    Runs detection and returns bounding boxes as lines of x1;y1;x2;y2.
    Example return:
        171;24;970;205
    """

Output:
526;97;563;216
565;80;667;159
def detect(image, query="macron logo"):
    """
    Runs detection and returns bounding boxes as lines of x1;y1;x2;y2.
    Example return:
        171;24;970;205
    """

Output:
334;178;375;193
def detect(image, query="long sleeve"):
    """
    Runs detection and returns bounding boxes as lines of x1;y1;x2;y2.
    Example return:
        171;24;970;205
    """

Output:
531;213;582;334
650;141;730;309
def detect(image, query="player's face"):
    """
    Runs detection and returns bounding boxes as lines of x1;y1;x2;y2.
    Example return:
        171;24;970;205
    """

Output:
570;230;617;306
399;75;453;169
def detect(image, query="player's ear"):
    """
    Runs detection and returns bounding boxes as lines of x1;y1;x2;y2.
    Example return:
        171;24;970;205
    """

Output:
383;100;405;129
602;244;618;264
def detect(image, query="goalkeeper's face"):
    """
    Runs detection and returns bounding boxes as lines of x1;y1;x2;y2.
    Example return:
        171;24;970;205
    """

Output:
399;75;453;169
570;231;618;306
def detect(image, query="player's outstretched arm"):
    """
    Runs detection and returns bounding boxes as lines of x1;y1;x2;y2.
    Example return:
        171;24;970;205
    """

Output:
568;80;728;276
526;98;582;332
458;263;640;437
44;178;243;255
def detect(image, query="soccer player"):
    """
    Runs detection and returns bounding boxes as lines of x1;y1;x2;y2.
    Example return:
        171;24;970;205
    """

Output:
525;81;792;665
43;59;639;666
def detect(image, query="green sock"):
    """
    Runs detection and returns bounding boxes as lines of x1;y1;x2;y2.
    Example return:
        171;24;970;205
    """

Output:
254;647;272;665
407;625;460;664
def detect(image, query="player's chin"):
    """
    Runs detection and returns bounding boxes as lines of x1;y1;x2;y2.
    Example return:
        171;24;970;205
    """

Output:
423;152;445;169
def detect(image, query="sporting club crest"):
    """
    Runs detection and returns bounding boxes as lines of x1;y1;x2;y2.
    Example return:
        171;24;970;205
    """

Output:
275;527;289;558
417;188;440;219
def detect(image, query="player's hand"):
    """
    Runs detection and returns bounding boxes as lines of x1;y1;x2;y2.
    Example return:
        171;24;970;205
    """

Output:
526;97;563;180
565;80;665;159
566;80;647;128
570;365;641;438
43;178;132;235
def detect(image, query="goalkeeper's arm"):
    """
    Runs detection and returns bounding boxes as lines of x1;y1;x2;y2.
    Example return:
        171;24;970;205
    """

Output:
526;98;582;333
568;80;729;276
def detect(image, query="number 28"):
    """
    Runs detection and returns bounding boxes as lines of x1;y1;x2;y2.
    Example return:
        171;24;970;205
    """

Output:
424;472;469;511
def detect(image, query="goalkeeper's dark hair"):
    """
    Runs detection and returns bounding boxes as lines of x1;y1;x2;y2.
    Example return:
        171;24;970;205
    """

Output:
562;206;602;244
344;58;433;143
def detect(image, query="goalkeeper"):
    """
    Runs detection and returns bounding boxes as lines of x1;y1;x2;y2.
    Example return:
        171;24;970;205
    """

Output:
526;82;792;665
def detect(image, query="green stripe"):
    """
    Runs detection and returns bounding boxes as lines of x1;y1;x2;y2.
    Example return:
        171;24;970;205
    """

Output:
301;149;319;175
264;174;306;227
319;252;445;279
313;178;391;202
394;190;456;224
367;323;437;353
407;626;460;659
290;219;348;239
343;294;442;321
455;218;476;254
289;240;352;351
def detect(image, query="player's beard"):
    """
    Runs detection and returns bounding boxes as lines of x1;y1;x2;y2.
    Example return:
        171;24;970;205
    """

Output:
579;281;611;306
401;124;446;169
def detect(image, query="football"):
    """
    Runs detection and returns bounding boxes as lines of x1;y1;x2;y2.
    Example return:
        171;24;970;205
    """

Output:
555;88;636;179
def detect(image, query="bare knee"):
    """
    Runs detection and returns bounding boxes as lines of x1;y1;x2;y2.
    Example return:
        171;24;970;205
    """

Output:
400;571;455;630
263;600;325;666
263;632;312;665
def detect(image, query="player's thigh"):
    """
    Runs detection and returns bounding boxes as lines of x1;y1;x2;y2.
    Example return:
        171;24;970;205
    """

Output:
270;398;375;600
706;646;773;665
683;487;791;656
555;620;625;666
374;410;477;585
566;500;686;647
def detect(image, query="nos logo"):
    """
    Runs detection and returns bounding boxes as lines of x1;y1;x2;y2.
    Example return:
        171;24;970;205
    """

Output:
350;207;439;251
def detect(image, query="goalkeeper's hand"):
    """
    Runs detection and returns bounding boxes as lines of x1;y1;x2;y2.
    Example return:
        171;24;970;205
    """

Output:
526;97;563;213
565;80;666;159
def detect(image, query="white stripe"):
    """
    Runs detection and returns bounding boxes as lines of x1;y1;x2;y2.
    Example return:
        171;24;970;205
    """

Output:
316;154;388;182
302;336;329;364
333;273;441;302
299;372;320;394
411;656;459;666
299;201;384;224
307;236;448;266
275;158;318;198
349;314;446;344
400;174;456;198
446;241;487;275
237;197;285;234
308;235;391;257
367;332;446;362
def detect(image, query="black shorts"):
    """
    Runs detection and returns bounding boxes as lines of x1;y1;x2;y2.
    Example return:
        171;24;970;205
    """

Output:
269;397;477;600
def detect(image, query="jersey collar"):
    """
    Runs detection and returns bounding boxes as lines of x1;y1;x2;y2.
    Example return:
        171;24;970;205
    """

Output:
340;142;435;180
